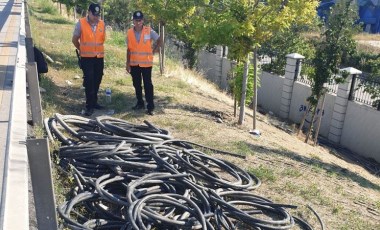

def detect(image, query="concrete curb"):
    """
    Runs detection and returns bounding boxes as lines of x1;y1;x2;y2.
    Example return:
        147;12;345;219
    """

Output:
0;0;29;229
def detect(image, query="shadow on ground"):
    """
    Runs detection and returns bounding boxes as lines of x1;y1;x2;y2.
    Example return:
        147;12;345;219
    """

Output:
246;142;380;191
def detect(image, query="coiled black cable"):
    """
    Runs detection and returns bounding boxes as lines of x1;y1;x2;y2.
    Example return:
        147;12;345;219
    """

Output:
46;114;321;230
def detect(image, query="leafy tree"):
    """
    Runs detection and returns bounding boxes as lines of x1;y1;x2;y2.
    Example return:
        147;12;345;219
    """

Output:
197;0;318;125
360;63;380;110
259;26;316;76
131;0;208;72
230;61;260;107
298;0;359;143
102;0;132;30
54;0;90;14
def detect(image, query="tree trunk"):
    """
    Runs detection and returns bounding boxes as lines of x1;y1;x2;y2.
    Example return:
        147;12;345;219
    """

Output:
313;92;326;145
234;96;237;117
159;23;165;75
238;57;249;125
252;47;258;130
297;103;310;136
305;95;321;143
305;105;317;143
232;70;237;117
231;61;237;117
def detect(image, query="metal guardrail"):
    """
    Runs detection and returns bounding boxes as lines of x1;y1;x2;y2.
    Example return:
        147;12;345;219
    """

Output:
23;1;58;229
0;0;29;229
0;1;57;229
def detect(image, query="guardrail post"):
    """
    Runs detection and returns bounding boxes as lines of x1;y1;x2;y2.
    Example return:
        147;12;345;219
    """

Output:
328;67;362;144
279;53;305;119
26;138;58;230
26;62;43;126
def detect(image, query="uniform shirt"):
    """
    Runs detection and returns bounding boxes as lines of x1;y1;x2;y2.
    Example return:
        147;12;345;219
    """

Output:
126;27;160;45
73;17;105;37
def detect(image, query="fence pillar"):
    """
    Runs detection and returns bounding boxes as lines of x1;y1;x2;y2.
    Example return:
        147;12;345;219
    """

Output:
216;46;223;57
279;53;305;119
215;46;224;88
328;67;362;144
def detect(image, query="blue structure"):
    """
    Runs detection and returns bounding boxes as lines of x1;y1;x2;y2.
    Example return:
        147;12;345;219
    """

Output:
317;0;380;33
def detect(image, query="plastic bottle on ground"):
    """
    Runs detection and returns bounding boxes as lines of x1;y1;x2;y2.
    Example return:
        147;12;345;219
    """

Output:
105;88;112;103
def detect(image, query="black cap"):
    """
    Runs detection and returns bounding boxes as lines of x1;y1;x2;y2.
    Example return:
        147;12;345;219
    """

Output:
88;3;101;16
133;11;144;20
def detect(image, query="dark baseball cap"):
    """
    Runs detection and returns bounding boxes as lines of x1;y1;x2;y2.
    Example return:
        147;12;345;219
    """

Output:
133;11;144;20
89;3;101;16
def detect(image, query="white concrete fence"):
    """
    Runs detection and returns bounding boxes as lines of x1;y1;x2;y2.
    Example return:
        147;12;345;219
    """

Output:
197;46;232;90
197;50;380;163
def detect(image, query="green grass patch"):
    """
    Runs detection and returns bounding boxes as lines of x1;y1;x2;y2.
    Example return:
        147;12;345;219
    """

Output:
332;203;344;215
338;212;378;230
309;153;321;161
299;183;331;206
299;183;321;200
375;200;380;210
32;0;58;15
230;141;253;156
284;183;298;193
107;30;126;47
155;80;190;94
114;78;128;86
248;165;277;182
283;168;303;178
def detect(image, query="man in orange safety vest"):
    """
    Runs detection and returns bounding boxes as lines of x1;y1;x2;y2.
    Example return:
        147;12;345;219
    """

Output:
72;3;106;116
126;10;162;116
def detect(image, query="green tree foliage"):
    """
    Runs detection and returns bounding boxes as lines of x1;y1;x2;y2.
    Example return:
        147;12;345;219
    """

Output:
309;0;359;105
356;59;380;109
299;0;359;143
197;0;319;61
131;0;204;25
133;0;211;69
259;27;316;76
230;61;260;106
102;0;132;30
196;0;318;124
54;0;91;13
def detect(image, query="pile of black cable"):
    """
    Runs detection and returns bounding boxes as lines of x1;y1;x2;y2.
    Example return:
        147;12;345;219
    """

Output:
45;113;321;230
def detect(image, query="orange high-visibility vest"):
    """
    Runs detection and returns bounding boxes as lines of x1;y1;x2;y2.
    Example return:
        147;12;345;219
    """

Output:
79;18;105;58
127;26;153;67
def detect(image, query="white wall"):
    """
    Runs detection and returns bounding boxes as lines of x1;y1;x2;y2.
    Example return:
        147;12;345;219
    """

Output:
341;102;380;162
257;72;284;115
196;50;380;163
221;58;231;89
317;93;336;137
288;82;312;124
258;71;380;162
197;49;231;90
197;51;217;82
288;82;336;137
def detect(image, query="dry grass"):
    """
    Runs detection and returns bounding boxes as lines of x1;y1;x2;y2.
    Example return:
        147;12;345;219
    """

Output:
303;32;380;54
355;33;380;41
30;1;380;229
